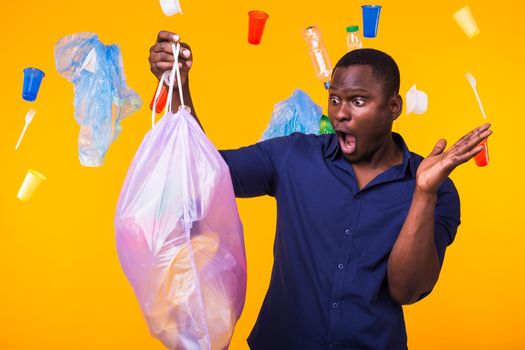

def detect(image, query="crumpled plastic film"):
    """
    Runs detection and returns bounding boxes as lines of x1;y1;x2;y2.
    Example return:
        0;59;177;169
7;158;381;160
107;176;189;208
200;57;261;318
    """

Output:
54;33;142;167
259;89;322;141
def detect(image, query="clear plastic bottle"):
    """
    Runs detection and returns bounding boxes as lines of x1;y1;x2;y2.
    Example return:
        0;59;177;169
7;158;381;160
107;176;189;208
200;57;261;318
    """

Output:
346;25;363;52
303;25;333;89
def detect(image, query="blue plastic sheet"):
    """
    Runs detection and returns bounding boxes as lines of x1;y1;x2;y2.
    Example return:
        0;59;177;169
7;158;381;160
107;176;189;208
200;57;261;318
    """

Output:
259;89;322;141
54;33;142;167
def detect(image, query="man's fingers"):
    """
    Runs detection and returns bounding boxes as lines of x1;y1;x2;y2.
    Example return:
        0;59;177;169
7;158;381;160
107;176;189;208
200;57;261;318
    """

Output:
456;129;476;144
150;45;192;72
468;128;492;147
476;123;491;133
429;139;447;157
151;42;192;61
455;123;491;145
153;61;174;71
176;42;192;59
465;123;491;143
157;30;180;43
181;48;191;58
150;32;192;81
450;123;492;154
450;144;485;166
445;129;491;169
153;35;190;57
151;41;174;54
150;51;175;63
457;129;492;155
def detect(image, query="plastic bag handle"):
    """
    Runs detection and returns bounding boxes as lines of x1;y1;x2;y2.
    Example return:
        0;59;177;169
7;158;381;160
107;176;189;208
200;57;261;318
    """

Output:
166;42;185;113
151;42;185;128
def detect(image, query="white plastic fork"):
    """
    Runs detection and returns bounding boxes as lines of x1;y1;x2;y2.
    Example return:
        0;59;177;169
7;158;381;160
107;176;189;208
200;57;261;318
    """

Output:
15;109;37;150
465;72;487;120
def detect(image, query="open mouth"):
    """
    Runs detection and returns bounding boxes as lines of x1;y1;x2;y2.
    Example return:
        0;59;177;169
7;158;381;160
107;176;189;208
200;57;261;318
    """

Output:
336;131;356;155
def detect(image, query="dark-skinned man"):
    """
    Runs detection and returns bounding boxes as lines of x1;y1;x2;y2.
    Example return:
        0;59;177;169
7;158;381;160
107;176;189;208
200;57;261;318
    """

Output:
148;30;492;350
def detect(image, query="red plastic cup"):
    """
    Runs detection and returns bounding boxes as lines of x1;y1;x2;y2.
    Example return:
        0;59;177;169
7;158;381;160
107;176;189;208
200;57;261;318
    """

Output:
474;139;489;167
150;84;168;113
248;10;269;45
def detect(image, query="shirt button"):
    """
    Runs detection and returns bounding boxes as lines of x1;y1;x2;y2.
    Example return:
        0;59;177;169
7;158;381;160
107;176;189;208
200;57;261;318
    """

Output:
345;228;351;236
328;344;335;349
338;264;344;270
332;302;338;309
355;193;361;199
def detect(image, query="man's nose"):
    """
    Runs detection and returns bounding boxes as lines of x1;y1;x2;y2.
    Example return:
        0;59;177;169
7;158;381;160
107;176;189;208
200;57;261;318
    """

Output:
334;102;351;122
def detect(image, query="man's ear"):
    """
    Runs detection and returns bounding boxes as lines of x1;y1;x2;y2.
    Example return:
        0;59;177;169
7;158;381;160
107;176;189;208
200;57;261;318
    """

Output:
390;94;403;121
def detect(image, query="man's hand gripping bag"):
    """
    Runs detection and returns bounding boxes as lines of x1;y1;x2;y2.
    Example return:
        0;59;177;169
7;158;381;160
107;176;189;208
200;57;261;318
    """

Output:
115;43;246;350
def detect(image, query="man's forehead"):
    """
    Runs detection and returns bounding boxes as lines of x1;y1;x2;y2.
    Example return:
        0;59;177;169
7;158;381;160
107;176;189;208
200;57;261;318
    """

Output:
331;65;380;91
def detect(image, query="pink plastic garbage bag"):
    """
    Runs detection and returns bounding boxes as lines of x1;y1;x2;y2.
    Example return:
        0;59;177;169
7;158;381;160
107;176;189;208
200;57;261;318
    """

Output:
114;43;247;350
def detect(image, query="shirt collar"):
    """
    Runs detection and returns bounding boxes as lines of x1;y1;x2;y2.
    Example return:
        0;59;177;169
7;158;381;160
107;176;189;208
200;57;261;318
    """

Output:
323;132;416;178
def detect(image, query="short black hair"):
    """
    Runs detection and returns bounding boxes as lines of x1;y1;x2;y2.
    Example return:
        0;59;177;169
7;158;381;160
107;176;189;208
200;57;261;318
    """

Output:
333;48;400;98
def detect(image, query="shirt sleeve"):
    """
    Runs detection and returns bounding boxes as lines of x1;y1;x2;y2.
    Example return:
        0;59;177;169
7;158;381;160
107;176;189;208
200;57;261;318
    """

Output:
434;178;461;266
219;136;291;198
417;178;460;301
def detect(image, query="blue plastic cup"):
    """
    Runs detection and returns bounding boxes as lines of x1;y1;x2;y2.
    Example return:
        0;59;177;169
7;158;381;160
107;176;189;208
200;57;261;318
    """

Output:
22;67;45;102
362;5;382;38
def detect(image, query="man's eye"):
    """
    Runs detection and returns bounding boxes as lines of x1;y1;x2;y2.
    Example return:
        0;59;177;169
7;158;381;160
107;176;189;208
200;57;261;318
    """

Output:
353;98;365;106
330;97;339;105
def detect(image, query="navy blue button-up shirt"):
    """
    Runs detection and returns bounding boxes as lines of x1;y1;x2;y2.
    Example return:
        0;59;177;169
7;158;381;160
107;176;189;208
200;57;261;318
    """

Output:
220;133;460;350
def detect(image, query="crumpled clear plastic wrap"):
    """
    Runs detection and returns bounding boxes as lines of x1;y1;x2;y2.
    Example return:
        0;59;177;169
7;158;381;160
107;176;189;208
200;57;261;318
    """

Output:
114;91;246;348
54;33;142;167
259;89;322;141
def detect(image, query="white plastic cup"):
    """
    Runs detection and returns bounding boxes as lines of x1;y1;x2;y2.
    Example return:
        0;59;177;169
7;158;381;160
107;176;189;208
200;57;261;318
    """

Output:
17;169;47;202
160;0;182;16
453;6;480;38
406;85;428;115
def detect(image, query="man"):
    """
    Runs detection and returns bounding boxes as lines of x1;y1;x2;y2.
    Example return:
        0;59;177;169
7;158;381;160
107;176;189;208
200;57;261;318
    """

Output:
149;31;492;349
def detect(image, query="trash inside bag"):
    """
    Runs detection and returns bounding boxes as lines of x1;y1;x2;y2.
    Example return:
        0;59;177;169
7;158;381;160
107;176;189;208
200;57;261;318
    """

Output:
259;89;322;141
115;43;246;350
54;33;142;167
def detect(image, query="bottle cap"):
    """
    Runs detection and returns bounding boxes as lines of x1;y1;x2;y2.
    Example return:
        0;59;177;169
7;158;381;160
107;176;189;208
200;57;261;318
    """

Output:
346;25;359;33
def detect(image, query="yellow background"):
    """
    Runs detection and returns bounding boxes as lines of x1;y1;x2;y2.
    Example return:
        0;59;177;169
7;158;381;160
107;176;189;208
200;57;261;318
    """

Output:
1;0;523;348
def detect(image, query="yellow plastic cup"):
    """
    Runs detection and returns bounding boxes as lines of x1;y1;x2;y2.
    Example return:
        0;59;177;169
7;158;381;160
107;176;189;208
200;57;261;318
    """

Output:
453;5;480;39
17;169;47;202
